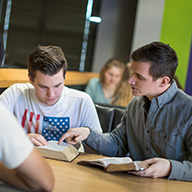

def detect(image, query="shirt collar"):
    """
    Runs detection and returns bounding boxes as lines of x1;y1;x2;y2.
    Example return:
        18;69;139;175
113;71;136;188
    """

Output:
151;80;178;108
142;96;151;113
141;80;178;109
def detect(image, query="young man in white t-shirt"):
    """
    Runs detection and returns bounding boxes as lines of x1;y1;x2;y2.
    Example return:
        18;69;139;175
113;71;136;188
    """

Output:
0;45;102;146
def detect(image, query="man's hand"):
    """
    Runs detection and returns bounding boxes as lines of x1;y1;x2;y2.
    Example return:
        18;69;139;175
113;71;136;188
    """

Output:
27;133;48;146
128;157;171;178
58;127;90;145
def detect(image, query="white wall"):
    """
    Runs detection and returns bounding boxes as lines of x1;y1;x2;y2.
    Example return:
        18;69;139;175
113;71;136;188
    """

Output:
91;0;165;72
131;0;165;52
91;0;121;72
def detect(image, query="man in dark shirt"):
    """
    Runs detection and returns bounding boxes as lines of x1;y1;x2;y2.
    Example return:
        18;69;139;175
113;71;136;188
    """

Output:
59;42;192;181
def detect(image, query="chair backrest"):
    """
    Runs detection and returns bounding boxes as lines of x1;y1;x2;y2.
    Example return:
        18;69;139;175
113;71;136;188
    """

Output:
94;104;125;133
111;107;125;132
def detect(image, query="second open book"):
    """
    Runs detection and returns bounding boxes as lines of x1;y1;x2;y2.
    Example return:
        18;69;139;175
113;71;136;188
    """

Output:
77;157;149;172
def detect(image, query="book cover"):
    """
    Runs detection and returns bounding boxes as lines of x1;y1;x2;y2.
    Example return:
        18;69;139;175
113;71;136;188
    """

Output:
36;140;79;162
77;157;148;172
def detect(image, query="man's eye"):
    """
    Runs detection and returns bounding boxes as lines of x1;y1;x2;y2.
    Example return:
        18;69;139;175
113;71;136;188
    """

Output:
40;86;46;89
137;75;143;80
55;84;61;88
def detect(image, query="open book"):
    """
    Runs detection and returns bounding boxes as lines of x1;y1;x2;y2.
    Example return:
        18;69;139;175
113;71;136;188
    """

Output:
36;140;79;162
77;157;148;172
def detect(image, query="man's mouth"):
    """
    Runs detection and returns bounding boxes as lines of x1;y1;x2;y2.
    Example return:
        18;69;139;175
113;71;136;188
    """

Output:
131;86;136;90
131;86;139;93
46;98;55;102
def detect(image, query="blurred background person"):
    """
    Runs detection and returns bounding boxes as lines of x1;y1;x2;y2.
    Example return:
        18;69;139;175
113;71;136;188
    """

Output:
111;62;133;107
85;58;125;104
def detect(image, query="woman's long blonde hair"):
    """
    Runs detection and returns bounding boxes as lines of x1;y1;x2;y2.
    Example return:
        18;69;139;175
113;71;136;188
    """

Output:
111;63;133;107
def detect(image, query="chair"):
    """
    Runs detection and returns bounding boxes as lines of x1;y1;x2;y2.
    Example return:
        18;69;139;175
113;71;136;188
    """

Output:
94;103;126;133
84;103;126;154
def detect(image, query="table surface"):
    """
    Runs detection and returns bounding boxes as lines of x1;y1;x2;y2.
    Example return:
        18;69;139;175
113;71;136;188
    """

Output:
45;153;192;192
0;68;99;87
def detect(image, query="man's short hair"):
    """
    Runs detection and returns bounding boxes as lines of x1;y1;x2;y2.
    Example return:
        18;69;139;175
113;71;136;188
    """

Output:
131;42;178;81
28;45;67;81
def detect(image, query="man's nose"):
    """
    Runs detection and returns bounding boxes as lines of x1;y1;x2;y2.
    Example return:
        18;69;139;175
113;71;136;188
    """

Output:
47;88;54;97
128;75;135;85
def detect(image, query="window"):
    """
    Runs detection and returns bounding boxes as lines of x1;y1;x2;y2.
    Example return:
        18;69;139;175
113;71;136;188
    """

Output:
0;0;101;71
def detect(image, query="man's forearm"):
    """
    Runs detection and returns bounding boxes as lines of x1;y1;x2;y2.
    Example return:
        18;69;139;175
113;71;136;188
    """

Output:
0;163;31;190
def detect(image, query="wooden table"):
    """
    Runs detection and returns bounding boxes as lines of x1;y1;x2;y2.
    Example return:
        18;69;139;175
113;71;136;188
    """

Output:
0;68;99;87
46;153;192;192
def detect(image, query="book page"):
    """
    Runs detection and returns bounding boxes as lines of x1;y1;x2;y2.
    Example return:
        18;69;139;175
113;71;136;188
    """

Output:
37;141;70;151
87;157;133;167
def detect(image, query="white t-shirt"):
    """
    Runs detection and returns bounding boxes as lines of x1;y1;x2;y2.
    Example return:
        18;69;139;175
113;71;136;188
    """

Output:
0;83;102;141
0;103;33;169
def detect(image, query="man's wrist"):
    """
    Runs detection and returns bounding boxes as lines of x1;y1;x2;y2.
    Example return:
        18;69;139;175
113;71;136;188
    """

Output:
83;126;91;134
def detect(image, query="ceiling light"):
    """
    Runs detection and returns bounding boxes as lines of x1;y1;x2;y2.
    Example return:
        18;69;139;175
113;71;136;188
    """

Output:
89;16;102;23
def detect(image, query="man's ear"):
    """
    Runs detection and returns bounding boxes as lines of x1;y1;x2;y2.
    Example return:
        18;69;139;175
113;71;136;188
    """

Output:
28;74;34;84
159;76;170;87
64;70;67;80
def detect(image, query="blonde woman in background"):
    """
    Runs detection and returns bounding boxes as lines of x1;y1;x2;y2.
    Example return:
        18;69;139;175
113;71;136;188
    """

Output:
85;58;125;104
111;62;133;107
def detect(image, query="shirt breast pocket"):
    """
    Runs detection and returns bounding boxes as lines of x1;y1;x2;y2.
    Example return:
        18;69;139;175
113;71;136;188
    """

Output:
150;129;185;160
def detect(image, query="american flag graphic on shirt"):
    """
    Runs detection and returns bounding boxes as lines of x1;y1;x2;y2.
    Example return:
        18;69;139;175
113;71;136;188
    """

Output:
42;116;70;141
